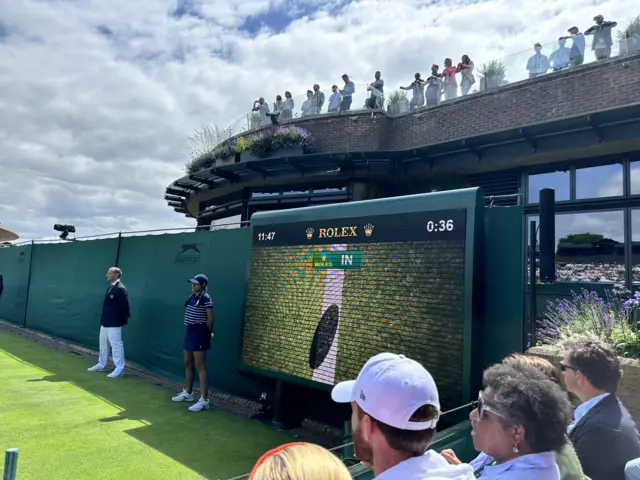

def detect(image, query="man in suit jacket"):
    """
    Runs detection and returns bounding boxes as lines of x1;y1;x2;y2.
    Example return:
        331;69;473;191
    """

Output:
562;338;640;480
87;267;130;378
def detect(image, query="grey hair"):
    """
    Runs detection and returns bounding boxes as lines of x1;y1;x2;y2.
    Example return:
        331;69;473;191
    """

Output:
110;267;122;278
482;363;571;453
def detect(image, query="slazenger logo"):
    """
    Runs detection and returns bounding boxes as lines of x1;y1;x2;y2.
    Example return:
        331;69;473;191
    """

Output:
174;244;201;264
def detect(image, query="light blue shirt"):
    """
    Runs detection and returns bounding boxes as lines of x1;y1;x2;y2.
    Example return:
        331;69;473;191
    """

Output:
479;451;560;479
568;392;610;431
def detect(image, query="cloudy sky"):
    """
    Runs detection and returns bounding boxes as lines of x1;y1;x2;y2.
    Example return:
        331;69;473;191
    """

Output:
0;0;634;242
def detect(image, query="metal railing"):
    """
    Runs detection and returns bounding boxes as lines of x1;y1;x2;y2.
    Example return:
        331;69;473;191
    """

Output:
7;221;250;246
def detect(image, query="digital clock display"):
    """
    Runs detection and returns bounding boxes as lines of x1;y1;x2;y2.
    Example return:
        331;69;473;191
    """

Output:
241;208;468;410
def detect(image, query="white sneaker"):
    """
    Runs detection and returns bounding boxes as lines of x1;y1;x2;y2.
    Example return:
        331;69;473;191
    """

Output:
188;397;210;412
172;390;195;402
107;369;124;378
87;364;105;372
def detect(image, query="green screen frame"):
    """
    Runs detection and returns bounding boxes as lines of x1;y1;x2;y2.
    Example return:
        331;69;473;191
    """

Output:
237;187;484;406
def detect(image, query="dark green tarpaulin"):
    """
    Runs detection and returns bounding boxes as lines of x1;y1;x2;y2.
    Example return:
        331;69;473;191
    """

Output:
25;239;119;347
0;244;33;325
113;229;264;398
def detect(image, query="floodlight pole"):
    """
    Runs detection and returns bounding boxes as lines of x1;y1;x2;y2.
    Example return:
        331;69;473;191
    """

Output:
4;448;18;480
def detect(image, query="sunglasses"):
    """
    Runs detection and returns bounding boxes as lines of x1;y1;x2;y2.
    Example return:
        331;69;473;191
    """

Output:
557;363;578;372
472;391;505;420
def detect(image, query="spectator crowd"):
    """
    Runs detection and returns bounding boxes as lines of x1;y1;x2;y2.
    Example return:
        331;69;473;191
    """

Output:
249;339;640;480
245;15;619;129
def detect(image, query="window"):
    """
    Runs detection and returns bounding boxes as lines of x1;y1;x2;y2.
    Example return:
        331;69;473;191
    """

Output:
528;171;570;204
528;211;625;284
576;164;623;199
631;161;640;195
555;211;625;283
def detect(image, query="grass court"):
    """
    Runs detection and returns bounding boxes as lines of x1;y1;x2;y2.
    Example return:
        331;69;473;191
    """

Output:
0;329;290;479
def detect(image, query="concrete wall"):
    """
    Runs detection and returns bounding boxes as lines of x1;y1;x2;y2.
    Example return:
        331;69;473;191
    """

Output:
529;346;640;424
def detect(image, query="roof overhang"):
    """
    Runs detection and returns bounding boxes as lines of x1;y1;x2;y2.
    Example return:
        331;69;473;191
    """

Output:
167;102;640;218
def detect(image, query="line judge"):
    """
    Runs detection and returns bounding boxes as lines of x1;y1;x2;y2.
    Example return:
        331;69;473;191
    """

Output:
87;267;130;378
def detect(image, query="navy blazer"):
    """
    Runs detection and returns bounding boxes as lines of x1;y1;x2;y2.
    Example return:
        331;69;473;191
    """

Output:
100;281;130;328
569;394;640;480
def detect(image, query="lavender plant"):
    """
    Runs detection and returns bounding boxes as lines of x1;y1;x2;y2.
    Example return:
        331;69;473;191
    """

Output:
537;286;640;358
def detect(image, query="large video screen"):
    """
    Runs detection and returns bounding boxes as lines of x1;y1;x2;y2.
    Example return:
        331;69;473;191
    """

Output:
241;209;468;408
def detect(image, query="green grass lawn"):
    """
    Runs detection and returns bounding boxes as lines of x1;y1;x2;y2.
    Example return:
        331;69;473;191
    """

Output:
0;329;290;480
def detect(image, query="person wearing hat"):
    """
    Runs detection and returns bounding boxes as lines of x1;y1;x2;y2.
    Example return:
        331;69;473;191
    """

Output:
566;26;586;66
332;353;475;479
171;274;214;412
585;15;618;60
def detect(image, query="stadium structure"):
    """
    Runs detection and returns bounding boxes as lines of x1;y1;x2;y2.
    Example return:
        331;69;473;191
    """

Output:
166;52;640;287
0;223;19;246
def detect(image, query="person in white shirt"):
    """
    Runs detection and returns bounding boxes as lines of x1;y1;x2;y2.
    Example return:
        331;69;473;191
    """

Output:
526;43;550;78
252;97;270;127
549;38;571;71
332;352;475;480
327;85;342;113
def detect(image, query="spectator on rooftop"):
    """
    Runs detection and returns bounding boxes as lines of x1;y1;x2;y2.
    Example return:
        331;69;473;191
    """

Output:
249;442;351;480
527;43;550;78
426;65;442;106
550;38;572;71
281;91;294;121
457;55;475;95
562;338;640;480
268;95;283;125
400;73;425;110
332;352;476;479
585;15;617;60
442;354;585;480
310;84;325;115
327;85;342;113
467;363;571;479
339;74;355;112
301;90;313;117
567;26;586;66
252;97;270;127
366;71;385;109
441;58;458;101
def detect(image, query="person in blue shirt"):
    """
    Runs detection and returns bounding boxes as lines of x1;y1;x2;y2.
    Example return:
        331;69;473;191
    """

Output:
468;363;571;479
171;274;214;412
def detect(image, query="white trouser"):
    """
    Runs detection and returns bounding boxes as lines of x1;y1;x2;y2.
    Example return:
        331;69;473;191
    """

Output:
98;326;125;371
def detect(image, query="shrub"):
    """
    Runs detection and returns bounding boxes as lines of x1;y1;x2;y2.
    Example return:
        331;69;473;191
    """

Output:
537;286;640;358
185;125;315;174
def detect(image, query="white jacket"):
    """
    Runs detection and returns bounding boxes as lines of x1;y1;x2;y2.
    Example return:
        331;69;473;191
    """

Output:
375;450;476;480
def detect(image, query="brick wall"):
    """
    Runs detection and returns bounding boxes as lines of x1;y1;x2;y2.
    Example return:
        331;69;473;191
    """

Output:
220;53;640;156
388;54;640;150
529;346;640;424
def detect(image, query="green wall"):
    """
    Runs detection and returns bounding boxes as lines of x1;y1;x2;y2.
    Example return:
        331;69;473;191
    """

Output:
0;244;32;325
0;230;265;401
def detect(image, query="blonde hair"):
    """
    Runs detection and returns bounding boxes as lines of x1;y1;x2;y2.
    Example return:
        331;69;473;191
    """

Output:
249;442;351;480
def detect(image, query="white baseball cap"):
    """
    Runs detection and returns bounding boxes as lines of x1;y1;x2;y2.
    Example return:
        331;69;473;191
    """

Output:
331;352;441;431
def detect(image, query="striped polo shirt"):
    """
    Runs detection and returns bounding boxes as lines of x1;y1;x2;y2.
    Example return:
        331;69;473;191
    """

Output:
184;293;213;326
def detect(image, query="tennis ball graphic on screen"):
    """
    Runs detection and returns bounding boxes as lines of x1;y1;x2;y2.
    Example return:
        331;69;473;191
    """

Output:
309;304;340;369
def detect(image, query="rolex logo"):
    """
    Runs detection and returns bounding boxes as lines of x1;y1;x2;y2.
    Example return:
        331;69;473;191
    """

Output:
306;228;314;239
364;224;374;237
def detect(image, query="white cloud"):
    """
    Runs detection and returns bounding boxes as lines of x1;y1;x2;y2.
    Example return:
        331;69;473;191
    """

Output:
0;0;634;241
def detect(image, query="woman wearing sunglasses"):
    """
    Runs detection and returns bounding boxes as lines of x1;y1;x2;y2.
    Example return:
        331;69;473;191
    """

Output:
442;355;585;479
450;363;571;479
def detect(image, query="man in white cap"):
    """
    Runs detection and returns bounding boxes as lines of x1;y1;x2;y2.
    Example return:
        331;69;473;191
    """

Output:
332;353;475;479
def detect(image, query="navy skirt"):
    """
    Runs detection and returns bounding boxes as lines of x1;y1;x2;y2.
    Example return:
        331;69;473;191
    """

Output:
183;323;211;352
